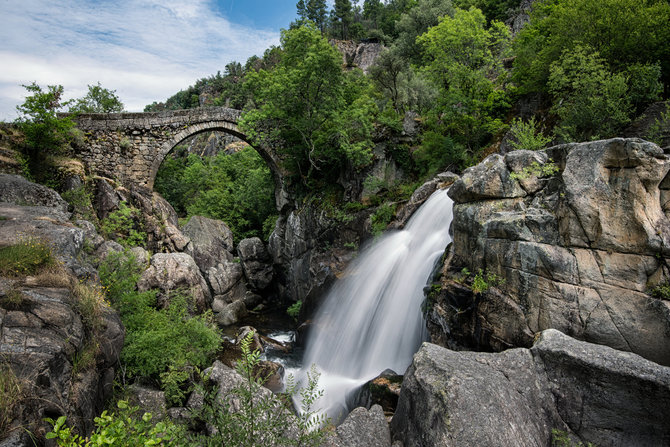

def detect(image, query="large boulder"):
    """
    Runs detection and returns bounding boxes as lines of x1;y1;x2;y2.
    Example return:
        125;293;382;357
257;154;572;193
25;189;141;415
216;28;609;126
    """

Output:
441;138;670;365
0;173;68;212
137;253;211;312
237;238;273;291
391;330;670;447
324;405;391;447
182;216;235;275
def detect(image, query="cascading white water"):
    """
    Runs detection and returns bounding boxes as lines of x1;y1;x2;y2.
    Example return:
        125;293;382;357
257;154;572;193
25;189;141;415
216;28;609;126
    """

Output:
298;188;454;422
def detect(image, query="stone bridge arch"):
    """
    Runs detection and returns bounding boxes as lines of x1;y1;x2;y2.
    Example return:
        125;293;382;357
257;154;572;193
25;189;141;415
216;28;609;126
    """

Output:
71;107;290;210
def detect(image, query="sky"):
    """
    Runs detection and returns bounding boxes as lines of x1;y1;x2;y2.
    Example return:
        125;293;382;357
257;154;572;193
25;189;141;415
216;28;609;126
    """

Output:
0;0;303;121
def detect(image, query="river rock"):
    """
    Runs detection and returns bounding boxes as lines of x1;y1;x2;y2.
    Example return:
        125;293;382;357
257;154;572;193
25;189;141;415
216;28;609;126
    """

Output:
325;405;391;447
216;299;247;326
128;187;190;253
391;330;670;447
182;216;234;274
76;219;104;250
207;261;245;296
128;384;167;420
137;253;211;313
441;138;670;365
238;237;273;291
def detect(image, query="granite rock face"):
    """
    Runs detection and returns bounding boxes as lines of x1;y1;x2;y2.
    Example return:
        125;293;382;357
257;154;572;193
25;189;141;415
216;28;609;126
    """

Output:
391;330;670;447
137;252;211;313
0;176;124;443
182;215;235;275
237;237;274;291
439;138;670;365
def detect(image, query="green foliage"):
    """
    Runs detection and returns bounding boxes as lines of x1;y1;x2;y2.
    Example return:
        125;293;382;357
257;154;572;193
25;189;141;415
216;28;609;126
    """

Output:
551;429;596;447
369;48;438;115
418;7;512;153
68;82;124;113
454;0;520;22
513;0;670;95
510;159;559;181
155;147;276;242
14;83;75;180
100;201;146;248
370;203;396;236
241;25;376;193
287;300;302;321
185;330;327;446
508;117;552;151
46;400;182;446
99;253;222;405
61;184;97;222
414;130;469;175
547;45;632;142
0;238;56;277
394;0;456;63
646;104;670;146
471;268;505;294
650;281;670;300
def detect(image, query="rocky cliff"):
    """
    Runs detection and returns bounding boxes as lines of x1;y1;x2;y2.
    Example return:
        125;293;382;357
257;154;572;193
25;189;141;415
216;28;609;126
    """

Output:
429;138;670;366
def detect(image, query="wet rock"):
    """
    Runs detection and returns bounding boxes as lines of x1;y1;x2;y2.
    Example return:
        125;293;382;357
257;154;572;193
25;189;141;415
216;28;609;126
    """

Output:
238;237;273;291
236;326;264;353
182;216;234;274
325;405;391;447
137;253;211;313
355;370;402;415
216;300;247;326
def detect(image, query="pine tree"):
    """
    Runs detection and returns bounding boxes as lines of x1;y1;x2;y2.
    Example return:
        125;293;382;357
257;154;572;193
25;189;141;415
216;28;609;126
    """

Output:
296;0;308;20
333;0;353;39
306;0;328;33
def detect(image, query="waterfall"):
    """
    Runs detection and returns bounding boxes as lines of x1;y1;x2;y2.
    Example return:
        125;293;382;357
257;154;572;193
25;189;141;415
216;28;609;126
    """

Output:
298;188;454;422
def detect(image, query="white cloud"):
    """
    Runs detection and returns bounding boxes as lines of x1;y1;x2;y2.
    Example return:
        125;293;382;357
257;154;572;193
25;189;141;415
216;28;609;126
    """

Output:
0;0;280;120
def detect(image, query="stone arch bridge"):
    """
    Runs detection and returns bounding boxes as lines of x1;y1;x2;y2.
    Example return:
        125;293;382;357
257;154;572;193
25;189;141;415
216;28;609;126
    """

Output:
71;107;289;209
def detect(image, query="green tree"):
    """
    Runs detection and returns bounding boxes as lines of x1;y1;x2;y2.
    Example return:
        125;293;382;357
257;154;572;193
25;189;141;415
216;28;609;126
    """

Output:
513;0;670;95
69;82;124;113
241;25;376;192
418;7;511;151
547;45;632;142
14;82;75;179
394;0;455;63
307;0;328;33
332;0;354;39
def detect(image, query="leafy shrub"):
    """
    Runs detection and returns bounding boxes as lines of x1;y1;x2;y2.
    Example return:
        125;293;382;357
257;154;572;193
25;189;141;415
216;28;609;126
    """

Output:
99;253;221;405
548;45;633;142
0;238;56;277
46;400;182;446
510;159;560;181
551;429;596;447
370;203;396;236
100;201;146;248
61;185;96;222
14;83;75;180
286;300;302;321
650;281;670;300
508;117;552;151
185;330;327;446
471;268;505;294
